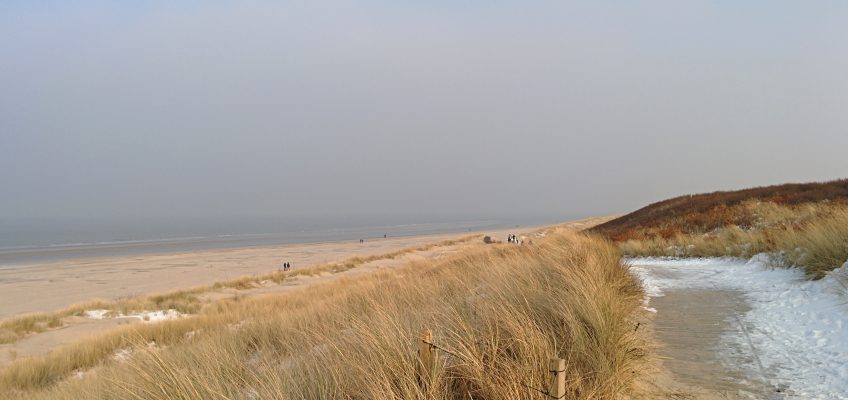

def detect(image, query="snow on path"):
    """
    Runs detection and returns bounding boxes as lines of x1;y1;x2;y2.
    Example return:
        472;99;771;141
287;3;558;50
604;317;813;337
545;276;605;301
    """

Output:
629;257;848;400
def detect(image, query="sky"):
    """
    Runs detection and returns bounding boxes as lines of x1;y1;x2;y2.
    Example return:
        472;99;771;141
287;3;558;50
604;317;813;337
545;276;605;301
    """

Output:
1;1;847;221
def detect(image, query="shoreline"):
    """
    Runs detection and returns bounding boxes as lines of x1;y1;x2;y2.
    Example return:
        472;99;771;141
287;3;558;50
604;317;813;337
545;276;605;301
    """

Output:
0;229;472;270
0;219;552;267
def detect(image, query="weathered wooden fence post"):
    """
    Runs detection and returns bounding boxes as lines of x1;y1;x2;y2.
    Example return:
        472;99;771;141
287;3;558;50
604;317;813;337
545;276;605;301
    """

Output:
416;328;435;389
549;358;565;399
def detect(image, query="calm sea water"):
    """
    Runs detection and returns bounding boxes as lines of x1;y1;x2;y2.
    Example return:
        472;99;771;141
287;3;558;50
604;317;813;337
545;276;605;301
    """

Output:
0;215;565;267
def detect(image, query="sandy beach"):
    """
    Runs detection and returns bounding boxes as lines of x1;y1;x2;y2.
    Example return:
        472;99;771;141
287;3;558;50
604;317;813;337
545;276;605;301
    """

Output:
0;220;613;321
0;231;482;320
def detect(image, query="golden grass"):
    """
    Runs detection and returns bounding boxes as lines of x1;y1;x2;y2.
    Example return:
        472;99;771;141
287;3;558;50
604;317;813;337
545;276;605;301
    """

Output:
1;231;646;399
775;208;848;275
619;202;848;278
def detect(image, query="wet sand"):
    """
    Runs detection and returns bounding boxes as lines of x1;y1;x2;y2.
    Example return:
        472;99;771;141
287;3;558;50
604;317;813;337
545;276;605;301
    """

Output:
651;290;765;399
637;266;776;399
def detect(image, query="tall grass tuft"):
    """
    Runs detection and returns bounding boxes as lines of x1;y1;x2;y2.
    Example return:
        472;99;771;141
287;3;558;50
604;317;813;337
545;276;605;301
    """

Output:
776;208;848;277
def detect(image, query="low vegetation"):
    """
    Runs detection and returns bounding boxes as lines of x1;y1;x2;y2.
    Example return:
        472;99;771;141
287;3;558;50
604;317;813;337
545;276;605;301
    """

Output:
1;231;646;399
592;179;848;278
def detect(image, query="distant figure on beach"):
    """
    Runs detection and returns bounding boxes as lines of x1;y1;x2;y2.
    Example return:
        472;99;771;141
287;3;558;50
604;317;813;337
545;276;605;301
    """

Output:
384;234;387;238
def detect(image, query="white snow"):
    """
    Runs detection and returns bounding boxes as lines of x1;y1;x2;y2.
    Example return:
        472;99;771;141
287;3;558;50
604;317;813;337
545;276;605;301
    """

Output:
84;309;112;319
125;309;184;322
629;256;848;399
84;309;184;322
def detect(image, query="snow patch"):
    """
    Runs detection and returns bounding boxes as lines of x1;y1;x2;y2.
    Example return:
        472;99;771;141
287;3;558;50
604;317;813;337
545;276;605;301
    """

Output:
125;309;184;322
84;309;184;322
84;309;112;319
629;256;848;399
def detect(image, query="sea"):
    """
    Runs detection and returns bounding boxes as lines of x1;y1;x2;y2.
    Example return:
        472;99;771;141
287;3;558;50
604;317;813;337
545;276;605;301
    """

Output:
0;215;567;267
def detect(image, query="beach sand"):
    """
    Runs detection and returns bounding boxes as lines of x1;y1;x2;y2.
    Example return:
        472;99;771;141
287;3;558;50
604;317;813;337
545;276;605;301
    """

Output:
0;231;482;320
0;217;608;321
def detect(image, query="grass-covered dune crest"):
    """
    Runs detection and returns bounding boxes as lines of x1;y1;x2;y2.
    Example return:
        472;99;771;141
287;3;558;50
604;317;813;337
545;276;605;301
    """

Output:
2;230;648;399
592;179;848;278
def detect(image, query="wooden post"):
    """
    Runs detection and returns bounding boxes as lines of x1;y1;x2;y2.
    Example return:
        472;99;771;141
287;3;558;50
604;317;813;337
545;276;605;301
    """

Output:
416;328;435;389
549;358;565;399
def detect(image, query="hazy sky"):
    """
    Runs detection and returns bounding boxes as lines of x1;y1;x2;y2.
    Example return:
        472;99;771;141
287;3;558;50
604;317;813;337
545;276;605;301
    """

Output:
2;1;846;221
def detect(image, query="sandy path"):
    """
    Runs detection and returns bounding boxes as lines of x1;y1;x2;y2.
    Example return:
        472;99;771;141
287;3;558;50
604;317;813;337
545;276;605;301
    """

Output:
648;289;765;399
633;262;803;399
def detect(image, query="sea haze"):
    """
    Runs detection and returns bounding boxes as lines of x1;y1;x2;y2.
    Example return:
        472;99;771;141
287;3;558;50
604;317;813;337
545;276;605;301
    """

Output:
0;215;567;266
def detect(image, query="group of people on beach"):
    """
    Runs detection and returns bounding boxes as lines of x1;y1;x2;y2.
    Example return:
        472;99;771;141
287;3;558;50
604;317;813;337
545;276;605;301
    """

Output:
280;262;292;271
507;234;521;244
